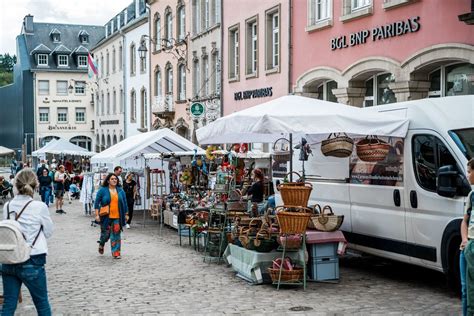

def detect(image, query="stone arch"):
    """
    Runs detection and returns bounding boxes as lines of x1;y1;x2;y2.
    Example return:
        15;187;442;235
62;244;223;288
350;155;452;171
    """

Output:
294;66;345;95
342;57;401;83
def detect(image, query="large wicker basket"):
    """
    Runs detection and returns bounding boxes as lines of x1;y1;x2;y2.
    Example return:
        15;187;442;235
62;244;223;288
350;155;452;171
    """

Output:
321;133;354;158
279;183;312;208
268;267;304;283
310;205;344;232
273;137;291;163
276;210;311;235
356;136;390;162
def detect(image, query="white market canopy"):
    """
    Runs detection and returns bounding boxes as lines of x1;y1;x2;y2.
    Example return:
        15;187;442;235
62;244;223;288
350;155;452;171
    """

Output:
91;128;199;165
143;149;206;160
0;146;15;156
32;138;95;157
196;95;410;144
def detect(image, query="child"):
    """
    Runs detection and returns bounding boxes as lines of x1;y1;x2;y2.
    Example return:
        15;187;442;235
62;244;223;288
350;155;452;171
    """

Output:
460;158;474;316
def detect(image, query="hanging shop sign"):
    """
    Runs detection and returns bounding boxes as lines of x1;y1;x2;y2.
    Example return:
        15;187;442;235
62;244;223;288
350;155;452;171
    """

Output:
234;87;273;101
331;16;420;50
190;102;205;118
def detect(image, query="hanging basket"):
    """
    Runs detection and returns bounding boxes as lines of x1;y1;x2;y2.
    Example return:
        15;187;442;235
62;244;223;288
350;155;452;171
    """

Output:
356;136;390;162
310;205;344;232
278;172;312;207
321;133;354;158
276;210;311;235
273;138;291;163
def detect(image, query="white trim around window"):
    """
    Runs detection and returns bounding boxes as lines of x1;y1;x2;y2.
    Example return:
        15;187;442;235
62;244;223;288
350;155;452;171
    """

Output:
57;107;68;123
38;54;48;66
78;55;87;68
75;107;86;123
340;0;373;22
39;107;49;123
307;0;333;32
58;54;68;67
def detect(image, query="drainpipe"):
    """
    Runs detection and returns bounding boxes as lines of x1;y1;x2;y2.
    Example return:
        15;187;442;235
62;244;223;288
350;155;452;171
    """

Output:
288;0;292;95
146;3;151;131
120;29;127;138
219;0;224;121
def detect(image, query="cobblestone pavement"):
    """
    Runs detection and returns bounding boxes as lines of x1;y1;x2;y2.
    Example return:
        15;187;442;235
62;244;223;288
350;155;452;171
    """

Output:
0;177;460;315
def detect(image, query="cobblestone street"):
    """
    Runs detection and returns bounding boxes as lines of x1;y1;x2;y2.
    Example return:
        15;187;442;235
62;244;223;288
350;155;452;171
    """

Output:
5;195;461;315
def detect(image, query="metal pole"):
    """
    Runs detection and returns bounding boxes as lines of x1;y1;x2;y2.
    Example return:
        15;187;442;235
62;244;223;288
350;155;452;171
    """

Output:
289;133;293;182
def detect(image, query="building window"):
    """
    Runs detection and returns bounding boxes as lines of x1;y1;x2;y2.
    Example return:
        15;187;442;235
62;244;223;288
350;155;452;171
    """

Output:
78;55;87;67
265;6;280;71
120;88;124;113
107;92;110;115
141;89;147;129
112;47;116;73
211;53;217;94
130;43;136;75
52;34;60;43
106;50;110;75
75;81;86;95
228;25;239;80
80;34;89;44
58;55;68;67
38;80;49;95
317;80;338;102
155;68;162;98
202;57;209;96
100;54;104;77
56;80;68;95
178;5;186;41
119;44;123;70
246;18;258;76
57;108;68;123
130;90;136;123
193;58;200;97
96;94;100;116
193;0;201;34
38;54;48;66
140;48;146;73
75;107;86;123
308;0;332;27
155;15;161;51
445;63;474;97
341;0;372;21
178;64;186;100
214;0;221;25
165;10;173;47
203;0;210;30
352;0;371;11
363;73;397;107
101;92;104;115
166;65;173;96
113;89;117;114
39;107;49;123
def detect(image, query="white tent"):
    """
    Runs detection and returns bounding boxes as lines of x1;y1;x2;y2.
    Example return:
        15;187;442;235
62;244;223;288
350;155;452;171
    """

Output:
0;146;14;156
91;128;200;170
143;149;206;160
32;138;95;157
196;95;410;144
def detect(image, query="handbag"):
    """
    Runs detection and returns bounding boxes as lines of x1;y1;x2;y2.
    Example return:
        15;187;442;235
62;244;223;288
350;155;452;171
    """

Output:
321;133;354;158
99;205;110;216
135;193;142;206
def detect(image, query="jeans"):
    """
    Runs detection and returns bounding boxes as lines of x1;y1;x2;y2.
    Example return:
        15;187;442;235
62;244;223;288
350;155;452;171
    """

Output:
465;240;474;315
1;254;51;316
461;249;467;316
40;186;51;207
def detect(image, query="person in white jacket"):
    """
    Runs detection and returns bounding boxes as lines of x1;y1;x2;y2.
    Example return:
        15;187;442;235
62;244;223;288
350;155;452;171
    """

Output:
1;168;54;316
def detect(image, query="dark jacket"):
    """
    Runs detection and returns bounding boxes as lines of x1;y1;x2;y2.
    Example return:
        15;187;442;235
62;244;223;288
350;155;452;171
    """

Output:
247;181;264;203
38;175;52;188
36;165;48;178
94;186;128;227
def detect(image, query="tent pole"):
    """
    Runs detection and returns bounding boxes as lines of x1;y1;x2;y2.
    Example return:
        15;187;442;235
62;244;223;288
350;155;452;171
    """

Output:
289;133;293;182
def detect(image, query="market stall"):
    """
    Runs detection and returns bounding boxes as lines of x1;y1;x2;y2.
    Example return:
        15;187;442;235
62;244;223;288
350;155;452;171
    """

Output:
0;146;15;167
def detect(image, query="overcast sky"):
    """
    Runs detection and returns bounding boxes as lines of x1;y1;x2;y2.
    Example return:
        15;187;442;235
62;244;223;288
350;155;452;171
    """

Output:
0;0;133;55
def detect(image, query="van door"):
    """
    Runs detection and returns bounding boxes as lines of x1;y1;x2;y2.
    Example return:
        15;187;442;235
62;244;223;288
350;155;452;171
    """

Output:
405;131;465;269
349;142;407;260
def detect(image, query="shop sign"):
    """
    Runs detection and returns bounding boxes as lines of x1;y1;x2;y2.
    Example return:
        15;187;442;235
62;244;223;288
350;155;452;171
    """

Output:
331;16;420;50
51;99;82;103
234;87;273;101
48;125;77;130
190;102;205;118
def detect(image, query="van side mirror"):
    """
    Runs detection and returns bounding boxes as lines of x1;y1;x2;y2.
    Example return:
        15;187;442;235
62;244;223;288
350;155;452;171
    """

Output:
437;165;471;198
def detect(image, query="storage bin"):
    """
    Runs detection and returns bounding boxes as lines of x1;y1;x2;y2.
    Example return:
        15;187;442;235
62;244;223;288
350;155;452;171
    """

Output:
308;242;338;259
307;257;339;281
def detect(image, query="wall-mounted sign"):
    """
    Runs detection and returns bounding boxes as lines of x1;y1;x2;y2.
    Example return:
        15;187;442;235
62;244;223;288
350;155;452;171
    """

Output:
331;16;420;50
48;125;77;130
234;87;273;101
99;119;119;126
51;99;82;103
190;102;205;118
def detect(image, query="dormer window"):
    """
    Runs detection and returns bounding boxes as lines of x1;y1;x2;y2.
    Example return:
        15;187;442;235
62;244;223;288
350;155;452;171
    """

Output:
58;55;68;67
78;30;89;44
50;28;61;42
38;54;48;66
78;55;87;67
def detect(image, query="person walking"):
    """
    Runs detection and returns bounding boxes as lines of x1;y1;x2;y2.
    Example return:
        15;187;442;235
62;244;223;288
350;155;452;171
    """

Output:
38;169;52;207
36;160;48;178
461;158;474;315
94;173;128;259
123;173;137;229
54;165;66;214
1;168;54;316
113;166;123;186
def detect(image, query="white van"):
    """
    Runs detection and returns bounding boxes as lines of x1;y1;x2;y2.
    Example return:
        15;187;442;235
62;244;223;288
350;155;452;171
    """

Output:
275;95;474;286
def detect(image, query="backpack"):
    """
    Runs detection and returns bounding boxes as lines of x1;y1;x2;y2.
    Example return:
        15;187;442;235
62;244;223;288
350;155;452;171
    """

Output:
0;201;43;264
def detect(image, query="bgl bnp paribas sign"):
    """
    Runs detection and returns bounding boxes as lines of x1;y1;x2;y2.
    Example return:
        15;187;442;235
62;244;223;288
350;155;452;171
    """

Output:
331;16;420;50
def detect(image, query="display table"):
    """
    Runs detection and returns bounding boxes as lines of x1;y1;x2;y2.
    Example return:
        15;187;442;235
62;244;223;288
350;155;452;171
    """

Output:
224;244;305;284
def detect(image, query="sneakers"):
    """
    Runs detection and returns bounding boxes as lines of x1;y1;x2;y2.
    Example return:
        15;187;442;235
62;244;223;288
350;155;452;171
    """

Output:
56;209;66;214
113;255;121;259
98;245;104;255
125;224;130;229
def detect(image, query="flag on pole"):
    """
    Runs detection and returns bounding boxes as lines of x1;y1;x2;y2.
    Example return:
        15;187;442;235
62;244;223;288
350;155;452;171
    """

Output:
88;53;98;78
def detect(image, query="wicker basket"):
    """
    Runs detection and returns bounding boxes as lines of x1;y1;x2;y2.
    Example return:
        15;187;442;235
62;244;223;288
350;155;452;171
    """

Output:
356;136;390;162
273;137;291;163
321;133;354;158
268;267;304;283
279;183;312;208
276;211;311;235
227;201;247;211
307;204;322;230
310;205;344;232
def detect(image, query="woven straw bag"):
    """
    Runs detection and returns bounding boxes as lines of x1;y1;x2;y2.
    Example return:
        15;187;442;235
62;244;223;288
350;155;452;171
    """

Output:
356;136;390;162
321;133;354;158
273;137;291;163
311;205;344;232
278;172;313;207
275;206;311;235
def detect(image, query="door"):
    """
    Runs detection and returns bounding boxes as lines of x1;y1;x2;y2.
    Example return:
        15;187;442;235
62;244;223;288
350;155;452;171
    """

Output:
405;131;465;268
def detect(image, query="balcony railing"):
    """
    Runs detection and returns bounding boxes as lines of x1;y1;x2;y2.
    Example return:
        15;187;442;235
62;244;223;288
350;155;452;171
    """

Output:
152;95;175;114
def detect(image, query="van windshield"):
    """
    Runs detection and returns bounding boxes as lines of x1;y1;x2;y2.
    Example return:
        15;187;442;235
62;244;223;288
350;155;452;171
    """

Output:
449;128;474;160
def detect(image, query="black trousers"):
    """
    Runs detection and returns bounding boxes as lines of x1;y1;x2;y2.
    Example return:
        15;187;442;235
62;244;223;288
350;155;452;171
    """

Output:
126;197;134;224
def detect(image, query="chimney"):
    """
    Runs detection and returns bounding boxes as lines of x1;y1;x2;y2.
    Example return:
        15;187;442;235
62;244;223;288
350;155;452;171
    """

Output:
23;14;34;34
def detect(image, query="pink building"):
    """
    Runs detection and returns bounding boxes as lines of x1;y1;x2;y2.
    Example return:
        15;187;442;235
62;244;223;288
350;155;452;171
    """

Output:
222;0;290;115
292;0;474;106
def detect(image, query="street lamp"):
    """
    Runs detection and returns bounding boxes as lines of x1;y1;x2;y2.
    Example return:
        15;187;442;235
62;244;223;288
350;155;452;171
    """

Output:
138;41;148;60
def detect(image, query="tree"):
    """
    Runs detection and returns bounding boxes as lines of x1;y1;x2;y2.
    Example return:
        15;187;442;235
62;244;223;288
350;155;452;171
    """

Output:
0;53;16;87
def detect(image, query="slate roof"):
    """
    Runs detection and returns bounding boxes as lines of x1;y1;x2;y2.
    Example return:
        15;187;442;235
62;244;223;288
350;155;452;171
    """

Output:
22;22;104;72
